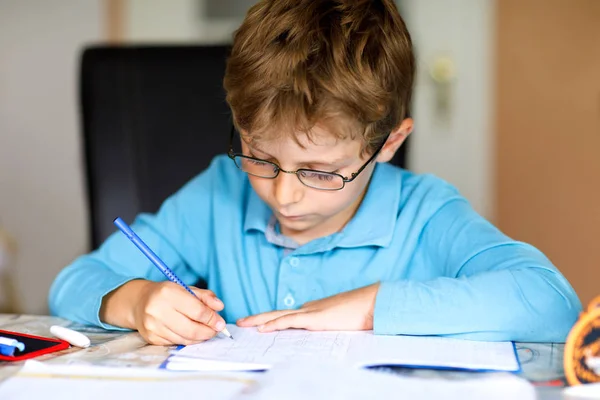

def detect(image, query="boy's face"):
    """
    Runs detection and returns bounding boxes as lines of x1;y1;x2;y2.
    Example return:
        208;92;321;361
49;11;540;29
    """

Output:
240;120;412;245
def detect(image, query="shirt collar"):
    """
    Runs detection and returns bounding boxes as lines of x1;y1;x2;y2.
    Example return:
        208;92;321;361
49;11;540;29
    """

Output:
243;183;272;233
265;215;300;250
333;162;401;249
243;162;401;251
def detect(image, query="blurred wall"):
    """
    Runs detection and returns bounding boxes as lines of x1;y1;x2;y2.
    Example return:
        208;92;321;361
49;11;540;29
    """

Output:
126;0;244;44
0;0;101;313
127;0;200;42
401;0;495;219
496;0;600;305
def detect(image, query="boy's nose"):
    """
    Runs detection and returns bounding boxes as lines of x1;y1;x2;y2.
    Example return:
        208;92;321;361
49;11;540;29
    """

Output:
273;171;303;207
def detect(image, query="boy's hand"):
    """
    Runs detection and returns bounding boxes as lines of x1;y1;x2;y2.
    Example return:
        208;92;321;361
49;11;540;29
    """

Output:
237;283;380;333
131;281;226;346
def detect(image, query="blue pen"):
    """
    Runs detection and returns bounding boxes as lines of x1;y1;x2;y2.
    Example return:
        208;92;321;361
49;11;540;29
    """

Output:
0;336;25;357
113;217;233;340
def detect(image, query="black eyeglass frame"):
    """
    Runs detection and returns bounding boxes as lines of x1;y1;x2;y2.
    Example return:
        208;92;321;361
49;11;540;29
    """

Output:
227;126;389;191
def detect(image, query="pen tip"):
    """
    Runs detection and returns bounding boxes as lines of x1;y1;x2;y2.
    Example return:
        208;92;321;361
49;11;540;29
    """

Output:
229;335;234;340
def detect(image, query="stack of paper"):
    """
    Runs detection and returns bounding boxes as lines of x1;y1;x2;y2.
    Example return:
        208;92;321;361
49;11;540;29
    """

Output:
563;382;600;400
0;361;255;400
238;361;536;400
164;325;520;373
0;358;535;400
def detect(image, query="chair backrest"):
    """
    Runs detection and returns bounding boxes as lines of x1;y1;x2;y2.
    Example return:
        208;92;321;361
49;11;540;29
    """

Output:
80;45;408;250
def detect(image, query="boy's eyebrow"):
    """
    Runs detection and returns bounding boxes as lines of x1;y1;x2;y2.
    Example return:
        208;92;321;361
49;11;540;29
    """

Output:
247;144;350;169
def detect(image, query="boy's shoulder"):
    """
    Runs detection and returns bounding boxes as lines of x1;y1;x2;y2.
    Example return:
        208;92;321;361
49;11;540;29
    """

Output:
376;162;463;207
344;163;469;248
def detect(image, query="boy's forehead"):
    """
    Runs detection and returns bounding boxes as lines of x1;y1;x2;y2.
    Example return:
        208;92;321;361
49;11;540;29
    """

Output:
243;123;359;150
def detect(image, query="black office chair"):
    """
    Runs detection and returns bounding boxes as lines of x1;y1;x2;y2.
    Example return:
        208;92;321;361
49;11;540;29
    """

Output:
79;45;408;250
80;45;232;249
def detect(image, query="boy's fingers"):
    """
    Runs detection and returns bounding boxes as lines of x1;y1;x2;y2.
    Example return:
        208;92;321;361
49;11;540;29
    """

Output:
158;327;192;346
163;309;218;342
174;293;226;332
159;324;211;346
237;310;295;327
141;321;190;346
193;288;215;297
189;287;215;299
168;322;216;344
191;288;225;311
189;304;226;332
258;312;308;333
144;333;173;346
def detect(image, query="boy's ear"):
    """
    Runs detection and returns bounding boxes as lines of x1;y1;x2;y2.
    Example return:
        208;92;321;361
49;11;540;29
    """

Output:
376;118;413;163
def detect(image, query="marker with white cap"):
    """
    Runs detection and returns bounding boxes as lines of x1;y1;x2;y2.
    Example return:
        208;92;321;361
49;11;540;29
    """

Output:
0;336;25;356
50;325;91;348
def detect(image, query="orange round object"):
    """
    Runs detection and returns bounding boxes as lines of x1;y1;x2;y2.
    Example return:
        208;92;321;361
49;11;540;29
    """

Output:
564;296;600;386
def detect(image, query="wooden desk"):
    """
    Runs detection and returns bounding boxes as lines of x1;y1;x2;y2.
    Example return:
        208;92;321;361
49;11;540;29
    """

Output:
0;314;566;399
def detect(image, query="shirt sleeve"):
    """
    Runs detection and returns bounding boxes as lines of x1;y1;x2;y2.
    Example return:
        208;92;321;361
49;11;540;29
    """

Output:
48;161;219;329
373;198;582;342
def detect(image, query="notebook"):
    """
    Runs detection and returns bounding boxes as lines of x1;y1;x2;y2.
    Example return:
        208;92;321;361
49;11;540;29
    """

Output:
161;325;520;373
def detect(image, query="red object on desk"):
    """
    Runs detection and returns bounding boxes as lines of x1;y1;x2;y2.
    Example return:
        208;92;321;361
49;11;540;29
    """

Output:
0;329;69;361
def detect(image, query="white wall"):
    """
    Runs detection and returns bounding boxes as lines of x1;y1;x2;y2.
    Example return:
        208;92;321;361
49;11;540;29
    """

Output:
127;0;200;42
400;0;495;220
0;0;102;313
127;0;242;44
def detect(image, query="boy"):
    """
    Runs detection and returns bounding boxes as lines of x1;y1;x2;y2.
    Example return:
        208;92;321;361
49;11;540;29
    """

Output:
49;0;581;346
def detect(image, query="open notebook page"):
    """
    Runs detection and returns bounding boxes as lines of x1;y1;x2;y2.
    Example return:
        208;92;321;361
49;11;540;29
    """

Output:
166;325;519;372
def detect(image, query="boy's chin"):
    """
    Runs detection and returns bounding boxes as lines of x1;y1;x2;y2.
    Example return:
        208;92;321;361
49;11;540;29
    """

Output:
277;214;316;232
277;213;309;223
277;213;345;243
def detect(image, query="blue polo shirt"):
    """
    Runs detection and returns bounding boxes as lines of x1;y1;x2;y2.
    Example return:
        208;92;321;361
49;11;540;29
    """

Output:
49;155;581;342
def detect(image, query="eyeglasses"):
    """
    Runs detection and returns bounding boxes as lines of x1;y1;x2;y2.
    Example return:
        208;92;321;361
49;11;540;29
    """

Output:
227;126;388;191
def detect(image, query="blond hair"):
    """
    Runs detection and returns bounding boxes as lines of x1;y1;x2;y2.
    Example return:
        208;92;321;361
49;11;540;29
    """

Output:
224;0;415;154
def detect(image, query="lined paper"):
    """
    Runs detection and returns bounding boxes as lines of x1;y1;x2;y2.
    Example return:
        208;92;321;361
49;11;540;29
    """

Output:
166;325;519;372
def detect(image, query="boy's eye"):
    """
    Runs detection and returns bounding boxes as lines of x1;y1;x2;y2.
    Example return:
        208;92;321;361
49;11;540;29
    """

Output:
316;173;334;181
317;174;333;182
249;159;268;166
300;171;335;181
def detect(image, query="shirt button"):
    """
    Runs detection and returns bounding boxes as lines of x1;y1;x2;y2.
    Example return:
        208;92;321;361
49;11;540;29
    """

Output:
283;294;295;308
289;257;300;267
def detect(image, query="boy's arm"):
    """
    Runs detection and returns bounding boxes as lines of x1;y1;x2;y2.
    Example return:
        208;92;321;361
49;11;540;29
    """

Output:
374;198;582;342
48;167;217;329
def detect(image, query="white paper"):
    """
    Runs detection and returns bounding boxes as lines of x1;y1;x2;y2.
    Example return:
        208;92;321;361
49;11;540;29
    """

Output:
167;325;519;372
238;361;536;400
166;358;270;372
563;382;600;400
0;360;254;400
